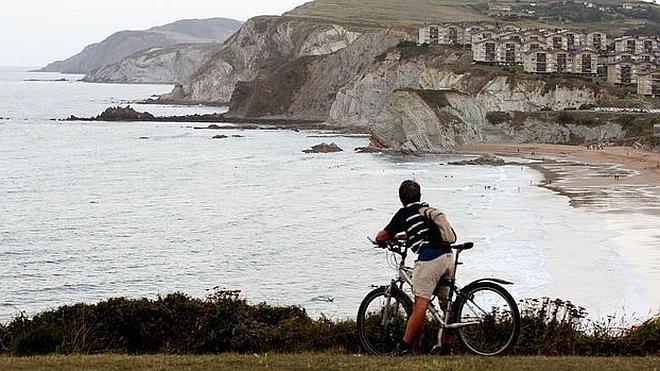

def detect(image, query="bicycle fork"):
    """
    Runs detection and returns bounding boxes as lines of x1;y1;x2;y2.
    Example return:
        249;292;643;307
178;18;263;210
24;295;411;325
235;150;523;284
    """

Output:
380;280;401;326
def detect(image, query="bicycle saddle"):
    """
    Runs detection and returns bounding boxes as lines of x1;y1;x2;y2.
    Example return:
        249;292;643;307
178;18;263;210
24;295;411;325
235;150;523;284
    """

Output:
452;242;474;250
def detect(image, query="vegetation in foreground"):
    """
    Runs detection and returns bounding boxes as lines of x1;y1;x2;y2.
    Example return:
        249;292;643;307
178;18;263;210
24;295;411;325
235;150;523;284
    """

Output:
0;291;658;357
1;354;660;371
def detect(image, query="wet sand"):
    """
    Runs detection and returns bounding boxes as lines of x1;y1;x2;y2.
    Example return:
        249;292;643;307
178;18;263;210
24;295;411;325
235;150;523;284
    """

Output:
456;143;660;187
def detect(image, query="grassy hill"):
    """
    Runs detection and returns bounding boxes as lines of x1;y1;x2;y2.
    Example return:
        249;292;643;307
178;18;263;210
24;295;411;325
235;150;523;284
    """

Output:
286;0;660;35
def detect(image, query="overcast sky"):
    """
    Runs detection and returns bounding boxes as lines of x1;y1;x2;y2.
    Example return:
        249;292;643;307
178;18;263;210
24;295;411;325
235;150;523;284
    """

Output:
0;0;310;67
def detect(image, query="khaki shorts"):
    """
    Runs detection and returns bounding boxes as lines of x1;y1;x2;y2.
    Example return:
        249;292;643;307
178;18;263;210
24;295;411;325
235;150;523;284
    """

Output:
412;253;455;301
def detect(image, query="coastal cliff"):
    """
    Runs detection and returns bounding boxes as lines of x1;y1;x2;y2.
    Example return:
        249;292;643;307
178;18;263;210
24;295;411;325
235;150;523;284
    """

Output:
39;18;242;75
153;14;656;152
326;45;634;151
159;16;363;105
83;44;219;84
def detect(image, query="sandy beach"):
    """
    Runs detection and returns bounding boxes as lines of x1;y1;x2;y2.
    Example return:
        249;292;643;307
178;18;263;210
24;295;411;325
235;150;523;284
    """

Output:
456;144;660;187
457;143;660;316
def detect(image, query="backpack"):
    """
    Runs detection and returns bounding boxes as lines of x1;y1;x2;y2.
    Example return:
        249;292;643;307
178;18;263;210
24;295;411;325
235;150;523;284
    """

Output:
419;206;457;245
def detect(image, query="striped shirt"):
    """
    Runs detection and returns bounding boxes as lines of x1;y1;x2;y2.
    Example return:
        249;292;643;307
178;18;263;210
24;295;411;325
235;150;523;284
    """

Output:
384;202;451;261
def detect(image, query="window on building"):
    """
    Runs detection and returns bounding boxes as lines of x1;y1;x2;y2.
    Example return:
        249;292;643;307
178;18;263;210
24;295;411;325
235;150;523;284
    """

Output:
505;44;516;63
537;52;547;72
626;39;635;52
567;34;575;48
582;54;592;74
430;27;439;45
553;37;562;49
621;65;632;84
653;75;660;96
557;53;567;73
644;40;653;53
486;42;496;62
449;27;458;44
593;34;602;50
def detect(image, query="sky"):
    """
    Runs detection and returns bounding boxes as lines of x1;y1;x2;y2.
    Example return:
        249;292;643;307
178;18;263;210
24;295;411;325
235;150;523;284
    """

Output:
0;0;310;67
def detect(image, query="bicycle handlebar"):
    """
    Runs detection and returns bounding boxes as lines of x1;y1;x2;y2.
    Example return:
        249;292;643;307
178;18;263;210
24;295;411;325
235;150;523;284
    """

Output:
367;237;407;256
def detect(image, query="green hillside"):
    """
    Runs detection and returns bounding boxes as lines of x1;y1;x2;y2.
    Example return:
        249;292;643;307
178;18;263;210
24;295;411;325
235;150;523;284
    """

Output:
286;0;660;35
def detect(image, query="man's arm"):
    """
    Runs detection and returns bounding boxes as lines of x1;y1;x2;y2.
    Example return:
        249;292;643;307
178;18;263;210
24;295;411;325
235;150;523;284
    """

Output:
377;209;406;242
375;229;391;242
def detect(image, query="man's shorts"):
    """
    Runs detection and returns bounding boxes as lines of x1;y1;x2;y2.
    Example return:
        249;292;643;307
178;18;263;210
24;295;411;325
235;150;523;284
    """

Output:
412;252;455;300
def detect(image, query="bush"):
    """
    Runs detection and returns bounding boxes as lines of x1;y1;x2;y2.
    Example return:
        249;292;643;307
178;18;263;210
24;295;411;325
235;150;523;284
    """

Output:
486;111;512;125
557;112;575;125
397;40;418;48
0;293;657;357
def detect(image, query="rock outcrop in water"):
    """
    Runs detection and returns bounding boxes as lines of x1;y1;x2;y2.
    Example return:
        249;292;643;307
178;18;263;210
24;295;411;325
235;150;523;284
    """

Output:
90;106;155;121
450;154;506;166
303;142;343;153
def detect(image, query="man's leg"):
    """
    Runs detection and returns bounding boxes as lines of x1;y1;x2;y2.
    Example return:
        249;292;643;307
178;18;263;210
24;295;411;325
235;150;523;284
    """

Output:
403;296;430;345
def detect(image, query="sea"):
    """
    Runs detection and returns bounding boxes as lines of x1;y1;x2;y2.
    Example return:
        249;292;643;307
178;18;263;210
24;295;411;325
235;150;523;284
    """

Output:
1;67;659;323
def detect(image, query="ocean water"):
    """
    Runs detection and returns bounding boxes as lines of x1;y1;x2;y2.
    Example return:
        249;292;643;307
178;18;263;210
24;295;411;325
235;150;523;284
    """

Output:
0;68;658;322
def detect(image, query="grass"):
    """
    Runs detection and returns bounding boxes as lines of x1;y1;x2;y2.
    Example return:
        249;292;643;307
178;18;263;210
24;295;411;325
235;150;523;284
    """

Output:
284;0;659;34
1;354;659;371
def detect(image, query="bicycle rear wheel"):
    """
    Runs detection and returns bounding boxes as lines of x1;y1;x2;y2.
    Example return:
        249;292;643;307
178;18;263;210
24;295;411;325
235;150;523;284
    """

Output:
356;286;413;355
451;281;520;356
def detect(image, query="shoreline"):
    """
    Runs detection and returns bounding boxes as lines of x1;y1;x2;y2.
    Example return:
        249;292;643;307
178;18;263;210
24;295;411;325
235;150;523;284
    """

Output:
457;143;660;316
455;143;660;187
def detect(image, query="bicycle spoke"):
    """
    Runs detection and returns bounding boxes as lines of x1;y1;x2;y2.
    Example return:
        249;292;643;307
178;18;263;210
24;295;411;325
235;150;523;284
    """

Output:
358;288;412;355
454;284;519;356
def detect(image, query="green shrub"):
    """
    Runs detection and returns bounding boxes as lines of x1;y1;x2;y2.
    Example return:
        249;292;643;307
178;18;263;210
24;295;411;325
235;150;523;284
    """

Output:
579;103;597;110
0;292;657;356
556;112;575;125
486;111;511;125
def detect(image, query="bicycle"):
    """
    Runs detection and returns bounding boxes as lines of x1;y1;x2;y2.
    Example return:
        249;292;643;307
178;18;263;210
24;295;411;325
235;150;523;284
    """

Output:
357;238;520;356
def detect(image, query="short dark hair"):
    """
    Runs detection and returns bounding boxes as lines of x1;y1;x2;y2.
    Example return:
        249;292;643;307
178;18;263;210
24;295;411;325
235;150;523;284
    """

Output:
399;180;421;206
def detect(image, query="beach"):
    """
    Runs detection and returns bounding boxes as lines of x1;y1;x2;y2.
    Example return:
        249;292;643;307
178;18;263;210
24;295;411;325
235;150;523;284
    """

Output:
457;144;660;187
458;143;660;317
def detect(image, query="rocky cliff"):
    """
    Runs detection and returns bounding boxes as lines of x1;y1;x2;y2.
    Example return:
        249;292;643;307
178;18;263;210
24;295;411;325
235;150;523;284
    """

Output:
159;16;364;105
329;47;604;128
373;89;484;152
325;45;640;151
154;14;652;153
83;44;219;84
226;29;409;119
39;18;242;74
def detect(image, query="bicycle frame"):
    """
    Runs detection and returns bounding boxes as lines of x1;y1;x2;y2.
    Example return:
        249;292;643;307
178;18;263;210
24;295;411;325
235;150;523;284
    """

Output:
382;246;481;349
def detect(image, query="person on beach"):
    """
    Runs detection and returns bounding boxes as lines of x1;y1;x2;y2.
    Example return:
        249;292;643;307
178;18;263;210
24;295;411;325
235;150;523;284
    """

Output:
374;180;455;356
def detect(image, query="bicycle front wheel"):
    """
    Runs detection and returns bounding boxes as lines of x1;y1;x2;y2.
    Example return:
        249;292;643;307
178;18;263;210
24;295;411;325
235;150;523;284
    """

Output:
356;286;413;355
451;281;520;356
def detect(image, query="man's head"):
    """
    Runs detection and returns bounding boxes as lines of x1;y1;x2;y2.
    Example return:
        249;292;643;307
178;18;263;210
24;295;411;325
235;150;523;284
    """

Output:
399;180;421;206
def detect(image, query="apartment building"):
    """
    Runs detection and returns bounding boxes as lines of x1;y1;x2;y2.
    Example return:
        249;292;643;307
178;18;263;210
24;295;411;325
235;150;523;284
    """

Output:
523;47;598;74
523;48;557;73
419;24;470;46
614;36;658;54
637;70;660;97
608;61;657;85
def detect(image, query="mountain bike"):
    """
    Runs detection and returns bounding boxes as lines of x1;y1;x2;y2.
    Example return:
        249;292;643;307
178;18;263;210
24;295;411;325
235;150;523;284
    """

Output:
357;238;520;356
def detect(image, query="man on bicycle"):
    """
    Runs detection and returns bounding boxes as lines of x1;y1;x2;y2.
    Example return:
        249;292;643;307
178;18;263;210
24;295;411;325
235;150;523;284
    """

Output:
375;180;455;356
